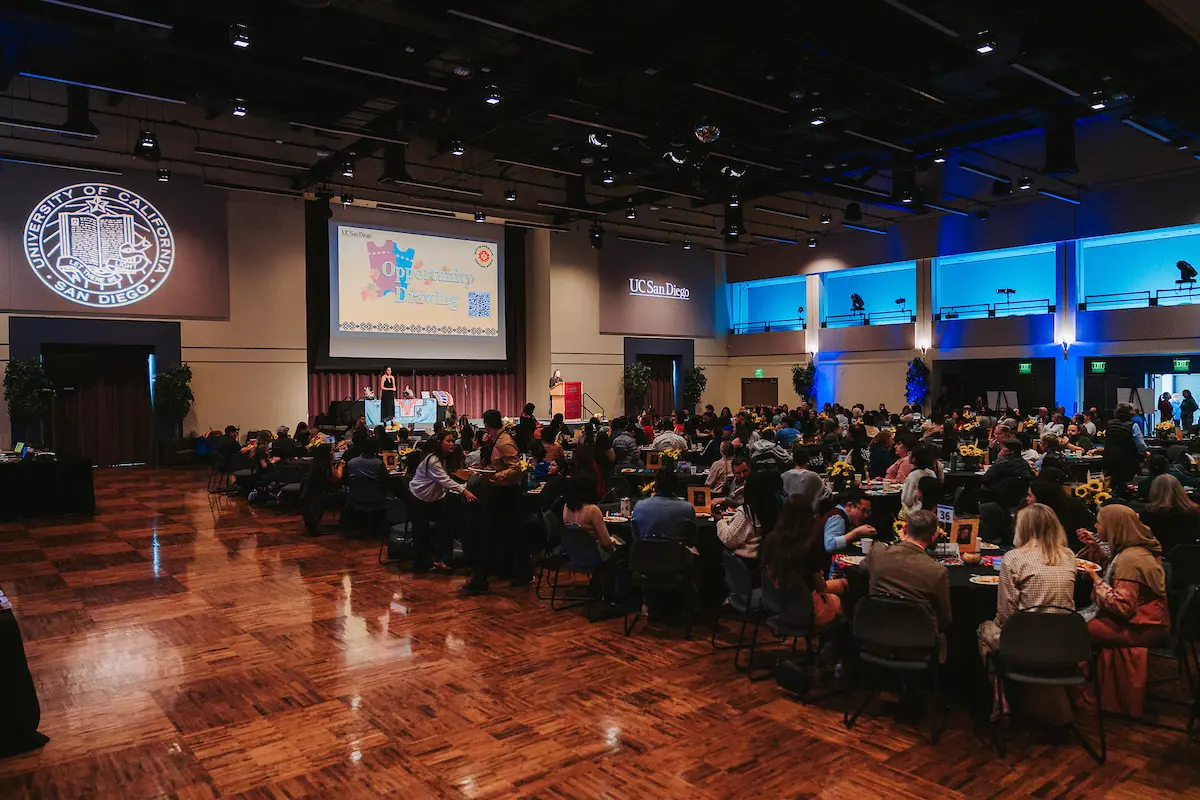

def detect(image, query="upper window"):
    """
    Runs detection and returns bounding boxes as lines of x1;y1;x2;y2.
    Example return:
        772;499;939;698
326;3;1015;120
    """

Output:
820;261;916;328
934;244;1056;320
726;275;806;334
1079;224;1200;310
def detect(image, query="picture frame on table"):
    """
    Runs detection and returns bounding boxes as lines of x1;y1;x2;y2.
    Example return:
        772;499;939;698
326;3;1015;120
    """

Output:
382;452;398;472
688;486;712;514
951;517;980;553
645;451;663;470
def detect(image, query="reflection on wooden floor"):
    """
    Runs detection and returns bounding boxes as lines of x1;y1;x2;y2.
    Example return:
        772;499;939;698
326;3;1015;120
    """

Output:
1;467;1198;798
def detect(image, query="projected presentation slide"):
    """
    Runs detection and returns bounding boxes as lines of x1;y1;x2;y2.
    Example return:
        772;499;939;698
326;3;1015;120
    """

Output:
328;222;505;361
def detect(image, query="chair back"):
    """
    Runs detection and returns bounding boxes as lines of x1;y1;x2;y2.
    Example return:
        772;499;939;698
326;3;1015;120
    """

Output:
759;568;815;628
853;595;937;656
999;607;1090;670
1174;584;1200;644
1167;543;1200;590
210;452;227;470
560;523;600;571
385;495;409;527
627;539;689;588
275;462;306;485
720;549;753;599
542;510;564;548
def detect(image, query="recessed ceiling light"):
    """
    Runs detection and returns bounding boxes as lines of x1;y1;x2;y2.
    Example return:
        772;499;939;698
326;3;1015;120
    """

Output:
601;170;614;184
157;168;170;182
728;194;739;208
807;237;817;248
1090;91;1107;110
810;108;826;126
976;33;996;54
137;130;157;150
453;65;472;78
342;192;354;206
474;211;486;222
485;86;501;105
232;98;247;117
341;161;354;177
820;212;832;224
450;141;465;156
230;23;250;48
505;188;517;202
626;207;636;219
933;148;947;163
1018;176;1032;190
900;189;914;204
682;240;692;250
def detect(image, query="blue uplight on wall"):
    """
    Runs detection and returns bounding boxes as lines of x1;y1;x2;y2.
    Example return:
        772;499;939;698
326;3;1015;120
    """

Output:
821;261;916;327
934;244;1056;319
1079;223;1200;310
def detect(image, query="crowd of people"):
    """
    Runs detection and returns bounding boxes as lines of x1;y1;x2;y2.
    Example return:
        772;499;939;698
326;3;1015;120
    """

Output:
205;392;1197;719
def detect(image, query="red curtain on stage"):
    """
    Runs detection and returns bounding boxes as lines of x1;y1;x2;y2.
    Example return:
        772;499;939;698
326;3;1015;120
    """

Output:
644;356;677;415
308;371;524;421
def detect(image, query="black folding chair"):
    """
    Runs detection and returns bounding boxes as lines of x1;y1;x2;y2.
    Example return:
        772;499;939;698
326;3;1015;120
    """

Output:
380;495;411;565
624;538;696;637
269;462;307;511
536;510;568;601
710;550;764;672
748;568;844;690
1168;544;1200;593
207;452;231;494
844;596;944;744
550;523;615;621
992;607;1105;764
1148;584;1200;735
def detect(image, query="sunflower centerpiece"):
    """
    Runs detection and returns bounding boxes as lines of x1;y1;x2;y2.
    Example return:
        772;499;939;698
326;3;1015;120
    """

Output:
1073;477;1114;509
1155;420;1177;441
828;459;855;492
958;443;986;471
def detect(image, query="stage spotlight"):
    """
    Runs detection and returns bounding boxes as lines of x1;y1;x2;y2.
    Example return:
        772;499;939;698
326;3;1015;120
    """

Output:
810;108;826;126
230;23;251;48
1018;176;1033;190
589;222;604;249
682;240;692;250
844;202;863;223
850;293;865;313
341;192;354;206
341;161;355;178
485;86;501;105
1178;260;1197;282
933;149;947;164
474;211;486;222
157;168;170;182
601;170;614;184
505;188;518;202
728;194;739;208
807;237;817;248
232;99;247;117
626;207;636;219
451;141;466;156
895;297;907;310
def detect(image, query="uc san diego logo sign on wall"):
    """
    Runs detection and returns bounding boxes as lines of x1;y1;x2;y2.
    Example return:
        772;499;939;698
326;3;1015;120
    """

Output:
23;183;175;308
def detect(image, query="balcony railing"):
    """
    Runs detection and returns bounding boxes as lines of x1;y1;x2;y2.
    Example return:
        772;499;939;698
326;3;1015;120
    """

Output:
935;298;1053;320
729;316;805;335
822;309;915;328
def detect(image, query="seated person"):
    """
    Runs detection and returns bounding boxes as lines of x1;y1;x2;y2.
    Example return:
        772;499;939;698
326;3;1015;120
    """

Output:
214;425;241;463
1035;433;1067;473
1140;473;1200;553
761;495;848;626
630;468;697;545
747;427;790;471
865;509;951;662
1017;432;1039;469
818;487;875;560
374;424;397;452
530;441;561;481
717;470;782;566
1136;454;1170;500
344;414;367;440
900;444;938;516
884;436;915;483
775;417;801;449
271;426;302;460
982;438;1033;507
1064;422;1092;453
562;473;619;559
344;437;389;533
293;421;311;448
652;420;688;453
715;455;751;509
782;444;830;517
706;441;735;494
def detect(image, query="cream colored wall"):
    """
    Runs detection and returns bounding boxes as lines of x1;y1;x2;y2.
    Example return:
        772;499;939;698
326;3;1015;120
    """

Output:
181;193;309;435
534;226;730;418
817;354;912;411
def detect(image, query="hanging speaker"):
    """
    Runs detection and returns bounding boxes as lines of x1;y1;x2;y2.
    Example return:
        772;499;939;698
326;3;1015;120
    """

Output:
1042;110;1078;176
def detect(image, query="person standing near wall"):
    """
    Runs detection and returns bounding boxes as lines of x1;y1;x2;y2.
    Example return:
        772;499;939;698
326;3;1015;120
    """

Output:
462;409;528;595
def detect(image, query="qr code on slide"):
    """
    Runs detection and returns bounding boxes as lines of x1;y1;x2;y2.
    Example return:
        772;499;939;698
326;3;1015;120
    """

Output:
467;291;492;318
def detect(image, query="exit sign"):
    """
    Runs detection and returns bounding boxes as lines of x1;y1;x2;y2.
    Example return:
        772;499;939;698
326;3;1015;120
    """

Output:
1090;361;1106;373
1017;362;1033;374
1174;358;1191;372
754;368;764;378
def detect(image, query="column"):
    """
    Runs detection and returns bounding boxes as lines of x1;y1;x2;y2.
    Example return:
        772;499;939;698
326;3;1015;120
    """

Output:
1054;241;1082;414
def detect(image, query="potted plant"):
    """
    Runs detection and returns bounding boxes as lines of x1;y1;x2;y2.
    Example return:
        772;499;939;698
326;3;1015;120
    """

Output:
154;363;195;465
792;360;816;403
681;366;707;412
622;361;651;415
905;357;930;409
3;357;52;445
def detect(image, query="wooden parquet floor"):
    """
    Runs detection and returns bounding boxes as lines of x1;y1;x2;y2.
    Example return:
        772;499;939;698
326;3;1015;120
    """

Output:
1;467;1199;799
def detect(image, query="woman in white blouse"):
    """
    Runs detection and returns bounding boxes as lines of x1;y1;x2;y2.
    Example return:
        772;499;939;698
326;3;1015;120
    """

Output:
408;431;477;571
717;471;782;565
901;444;939;516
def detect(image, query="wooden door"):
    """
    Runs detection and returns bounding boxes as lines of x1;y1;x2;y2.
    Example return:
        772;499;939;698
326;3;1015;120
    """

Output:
741;377;778;407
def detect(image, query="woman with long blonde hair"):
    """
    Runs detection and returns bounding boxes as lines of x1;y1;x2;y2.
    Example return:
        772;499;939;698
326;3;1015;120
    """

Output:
1078;503;1170;715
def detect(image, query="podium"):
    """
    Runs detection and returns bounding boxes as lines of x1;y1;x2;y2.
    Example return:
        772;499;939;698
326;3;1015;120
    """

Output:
550;383;566;418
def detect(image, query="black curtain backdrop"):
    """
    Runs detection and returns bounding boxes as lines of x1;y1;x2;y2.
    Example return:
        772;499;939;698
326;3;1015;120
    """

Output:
41;345;153;466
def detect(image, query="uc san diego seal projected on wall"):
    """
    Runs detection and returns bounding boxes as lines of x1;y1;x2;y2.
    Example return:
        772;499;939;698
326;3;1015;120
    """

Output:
23;183;175;308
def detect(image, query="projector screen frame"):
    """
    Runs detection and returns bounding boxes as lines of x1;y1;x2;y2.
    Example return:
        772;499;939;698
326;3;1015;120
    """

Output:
306;199;524;373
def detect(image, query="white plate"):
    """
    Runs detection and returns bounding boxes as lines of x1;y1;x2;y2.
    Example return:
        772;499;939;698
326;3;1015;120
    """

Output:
969;575;1000;585
602;516;629;523
978;541;1000;550
840;555;866;566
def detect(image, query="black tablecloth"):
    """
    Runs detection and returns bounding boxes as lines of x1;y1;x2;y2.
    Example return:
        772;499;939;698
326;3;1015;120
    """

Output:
0;458;95;521
0;608;47;755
